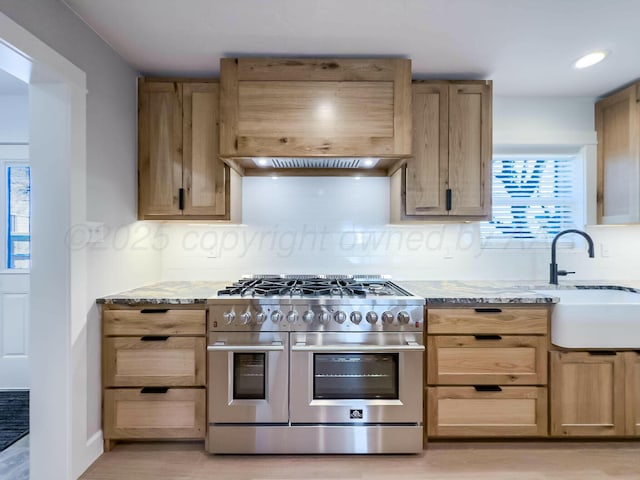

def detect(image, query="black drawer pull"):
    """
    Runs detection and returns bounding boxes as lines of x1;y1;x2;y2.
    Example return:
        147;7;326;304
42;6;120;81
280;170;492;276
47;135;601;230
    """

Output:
140;336;169;342
588;351;617;356
473;385;502;392
474;308;503;313
140;309;169;314
140;387;169;394
474;335;502;340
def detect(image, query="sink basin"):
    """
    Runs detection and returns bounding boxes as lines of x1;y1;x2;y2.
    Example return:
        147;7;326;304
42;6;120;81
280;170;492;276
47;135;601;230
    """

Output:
534;288;640;348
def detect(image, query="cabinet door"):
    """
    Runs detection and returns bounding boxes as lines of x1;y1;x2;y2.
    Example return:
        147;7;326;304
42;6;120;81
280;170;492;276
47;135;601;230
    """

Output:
448;83;492;217
104;388;205;440
427;335;547;386
427;386;547;437
405;83;449;215
183;82;228;217
550;351;625;436
103;337;206;387
138;80;183;216
595;83;640;224
626;351;640;436
220;58;412;157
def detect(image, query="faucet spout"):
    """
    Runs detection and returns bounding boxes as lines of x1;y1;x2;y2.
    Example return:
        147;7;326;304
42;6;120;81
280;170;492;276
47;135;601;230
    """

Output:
549;229;595;285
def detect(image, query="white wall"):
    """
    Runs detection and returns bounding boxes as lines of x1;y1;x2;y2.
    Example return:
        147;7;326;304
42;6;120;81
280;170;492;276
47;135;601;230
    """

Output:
159;96;640;284
0;1;161;478
0;94;28;143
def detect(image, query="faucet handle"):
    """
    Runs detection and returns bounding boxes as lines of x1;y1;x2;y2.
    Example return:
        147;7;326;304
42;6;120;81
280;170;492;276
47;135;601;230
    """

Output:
557;270;576;277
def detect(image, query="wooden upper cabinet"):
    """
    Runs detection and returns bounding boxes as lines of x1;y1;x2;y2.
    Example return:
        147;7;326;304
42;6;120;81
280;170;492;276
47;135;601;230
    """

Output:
219;58;412;162
138;79;232;220
595;82;640;224
138;81;183;216
401;80;492;220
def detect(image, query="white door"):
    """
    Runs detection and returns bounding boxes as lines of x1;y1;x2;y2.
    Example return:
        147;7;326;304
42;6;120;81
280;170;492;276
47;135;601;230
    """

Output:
0;146;30;389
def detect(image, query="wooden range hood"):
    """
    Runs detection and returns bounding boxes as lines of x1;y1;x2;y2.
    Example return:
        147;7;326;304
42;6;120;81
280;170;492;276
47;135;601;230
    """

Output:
218;57;412;176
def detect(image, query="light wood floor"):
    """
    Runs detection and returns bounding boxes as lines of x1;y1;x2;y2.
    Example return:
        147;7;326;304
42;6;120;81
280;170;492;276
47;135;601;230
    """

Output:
79;441;640;479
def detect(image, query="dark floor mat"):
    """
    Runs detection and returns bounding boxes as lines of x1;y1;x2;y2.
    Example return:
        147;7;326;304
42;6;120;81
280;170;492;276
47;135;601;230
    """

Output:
0;390;29;452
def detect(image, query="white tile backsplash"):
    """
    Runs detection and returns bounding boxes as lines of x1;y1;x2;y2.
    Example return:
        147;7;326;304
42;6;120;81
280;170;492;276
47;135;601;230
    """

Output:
158;177;640;283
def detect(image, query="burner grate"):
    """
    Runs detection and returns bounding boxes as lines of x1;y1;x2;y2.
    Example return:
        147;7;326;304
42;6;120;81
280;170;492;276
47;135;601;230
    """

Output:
217;276;408;298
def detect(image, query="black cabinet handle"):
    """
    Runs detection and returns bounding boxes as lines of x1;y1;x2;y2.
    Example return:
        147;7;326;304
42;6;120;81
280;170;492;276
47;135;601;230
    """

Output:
445;189;452;211
473;385;502;392
140;309;169;314
474;308;503;313
140;387;169;394
474;335;502;340
588;351;617;356
140;336;169;342
179;187;185;210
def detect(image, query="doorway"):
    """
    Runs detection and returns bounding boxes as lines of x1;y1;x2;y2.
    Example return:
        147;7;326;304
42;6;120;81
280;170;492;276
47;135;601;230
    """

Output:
0;11;87;480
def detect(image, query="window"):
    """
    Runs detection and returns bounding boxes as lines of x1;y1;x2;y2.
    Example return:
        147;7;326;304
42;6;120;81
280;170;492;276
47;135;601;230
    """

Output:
480;155;581;243
6;164;30;269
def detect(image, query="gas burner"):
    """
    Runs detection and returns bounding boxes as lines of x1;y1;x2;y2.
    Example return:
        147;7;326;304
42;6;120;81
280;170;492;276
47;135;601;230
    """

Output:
217;276;408;298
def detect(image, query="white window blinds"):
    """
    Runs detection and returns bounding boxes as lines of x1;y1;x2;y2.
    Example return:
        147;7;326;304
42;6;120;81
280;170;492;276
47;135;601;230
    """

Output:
480;156;578;241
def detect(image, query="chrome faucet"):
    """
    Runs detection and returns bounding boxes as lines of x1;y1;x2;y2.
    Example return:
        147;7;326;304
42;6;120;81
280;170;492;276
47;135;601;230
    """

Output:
549;229;595;285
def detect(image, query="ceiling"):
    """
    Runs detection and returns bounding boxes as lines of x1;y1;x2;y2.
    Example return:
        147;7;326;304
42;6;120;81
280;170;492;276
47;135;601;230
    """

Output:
61;0;640;97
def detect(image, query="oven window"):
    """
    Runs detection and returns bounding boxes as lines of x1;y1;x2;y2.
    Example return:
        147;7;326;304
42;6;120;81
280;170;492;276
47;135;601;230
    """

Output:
233;353;266;399
313;353;399;400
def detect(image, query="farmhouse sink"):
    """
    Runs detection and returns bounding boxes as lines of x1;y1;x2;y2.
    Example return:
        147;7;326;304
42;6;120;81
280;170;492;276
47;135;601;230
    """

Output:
534;288;640;349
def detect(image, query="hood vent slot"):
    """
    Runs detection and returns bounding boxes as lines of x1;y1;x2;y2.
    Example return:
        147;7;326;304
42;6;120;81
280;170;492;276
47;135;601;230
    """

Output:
271;158;362;169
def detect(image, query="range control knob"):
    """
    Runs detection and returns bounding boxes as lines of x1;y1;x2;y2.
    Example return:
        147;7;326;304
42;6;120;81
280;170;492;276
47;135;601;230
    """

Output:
334;311;347;324
271;310;283;323
350;311;362;325
286;310;298;323
223;311;236;324
318;310;331;325
397;311;410;324
240;311;252;325
255;311;266;324
366;311;378;325
302;310;314;323
381;311;394;325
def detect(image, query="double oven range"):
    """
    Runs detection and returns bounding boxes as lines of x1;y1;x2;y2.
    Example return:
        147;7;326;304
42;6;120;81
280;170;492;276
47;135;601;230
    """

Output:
207;275;425;454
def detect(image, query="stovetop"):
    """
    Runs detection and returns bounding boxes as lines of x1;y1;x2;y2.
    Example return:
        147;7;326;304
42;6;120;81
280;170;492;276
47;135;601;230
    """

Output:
217;275;413;299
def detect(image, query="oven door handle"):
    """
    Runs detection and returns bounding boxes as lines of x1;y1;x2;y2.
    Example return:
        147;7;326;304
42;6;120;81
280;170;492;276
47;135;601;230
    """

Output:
291;342;425;352
207;342;285;352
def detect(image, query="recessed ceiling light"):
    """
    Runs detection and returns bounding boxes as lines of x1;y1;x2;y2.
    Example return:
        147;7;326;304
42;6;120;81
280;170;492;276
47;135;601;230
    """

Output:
362;158;378;168
255;158;269;167
573;50;609;69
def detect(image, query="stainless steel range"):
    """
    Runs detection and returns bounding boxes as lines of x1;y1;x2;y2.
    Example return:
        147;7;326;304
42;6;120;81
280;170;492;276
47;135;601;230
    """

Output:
206;275;425;454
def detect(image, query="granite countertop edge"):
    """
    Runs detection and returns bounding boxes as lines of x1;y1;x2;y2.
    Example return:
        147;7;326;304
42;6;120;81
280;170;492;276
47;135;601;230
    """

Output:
96;280;640;306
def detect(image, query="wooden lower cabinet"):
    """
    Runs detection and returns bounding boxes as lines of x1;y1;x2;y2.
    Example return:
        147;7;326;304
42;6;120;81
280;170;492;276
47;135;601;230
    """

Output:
550;351;626;436
102;304;207;449
104;388;206;439
625;351;640;436
103;337;206;387
427;335;547;385
427;386;548;437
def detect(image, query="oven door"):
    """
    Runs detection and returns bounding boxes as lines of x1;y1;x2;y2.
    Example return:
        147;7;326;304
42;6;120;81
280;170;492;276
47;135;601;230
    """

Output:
290;332;424;424
208;332;288;424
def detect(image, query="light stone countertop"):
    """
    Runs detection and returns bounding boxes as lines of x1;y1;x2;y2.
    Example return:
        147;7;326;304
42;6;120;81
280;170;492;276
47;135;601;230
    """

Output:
96;279;640;306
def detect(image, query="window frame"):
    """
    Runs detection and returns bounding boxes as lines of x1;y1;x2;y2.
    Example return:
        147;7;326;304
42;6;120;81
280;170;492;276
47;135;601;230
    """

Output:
1;158;30;272
480;152;585;249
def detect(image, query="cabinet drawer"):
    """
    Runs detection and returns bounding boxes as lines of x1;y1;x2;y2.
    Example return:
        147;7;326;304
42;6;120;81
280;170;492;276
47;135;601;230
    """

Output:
104;388;205;439
427;307;548;335
427;386;548;437
427;335;547;385
103;309;205;336
103;337;206;387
